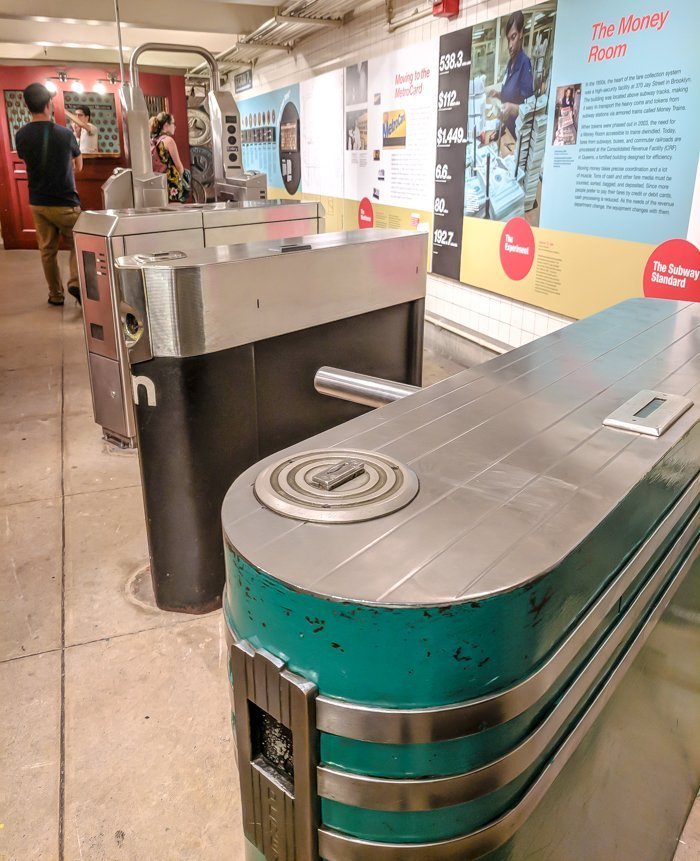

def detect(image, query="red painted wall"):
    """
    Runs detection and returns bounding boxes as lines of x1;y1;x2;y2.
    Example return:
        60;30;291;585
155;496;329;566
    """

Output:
0;65;189;249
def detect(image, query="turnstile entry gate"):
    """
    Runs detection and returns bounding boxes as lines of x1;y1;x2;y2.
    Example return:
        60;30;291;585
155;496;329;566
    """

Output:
75;36;292;448
221;298;700;861
75;200;325;447
115;228;427;613
106;42;266;210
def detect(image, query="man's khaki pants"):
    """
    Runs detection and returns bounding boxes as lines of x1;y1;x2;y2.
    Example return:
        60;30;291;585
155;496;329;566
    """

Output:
29;205;82;301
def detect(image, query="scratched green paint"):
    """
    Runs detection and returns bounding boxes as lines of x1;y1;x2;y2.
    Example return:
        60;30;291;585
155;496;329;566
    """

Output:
317;569;694;844
226;449;696;709
224;431;699;845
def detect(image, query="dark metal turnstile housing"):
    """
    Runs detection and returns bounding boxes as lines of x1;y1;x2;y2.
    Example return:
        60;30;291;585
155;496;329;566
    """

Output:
221;298;700;861
75;200;325;447
116;228;427;614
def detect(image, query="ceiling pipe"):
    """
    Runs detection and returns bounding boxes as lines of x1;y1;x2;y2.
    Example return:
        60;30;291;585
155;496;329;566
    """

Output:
188;0;385;78
274;13;344;27
387;4;433;33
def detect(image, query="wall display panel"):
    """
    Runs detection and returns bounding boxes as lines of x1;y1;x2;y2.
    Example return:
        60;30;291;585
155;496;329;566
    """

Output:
452;0;700;316
63;92;120;154
539;0;697;245
240;0;698;319
432;28;472;280
238;84;302;197
300;70;344;201
343;41;439;226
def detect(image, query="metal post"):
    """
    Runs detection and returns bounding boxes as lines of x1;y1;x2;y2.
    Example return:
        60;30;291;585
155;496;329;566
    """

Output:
314;367;420;409
114;0;125;86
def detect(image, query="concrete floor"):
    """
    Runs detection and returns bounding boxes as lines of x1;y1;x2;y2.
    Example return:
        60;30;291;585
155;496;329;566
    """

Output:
0;246;698;860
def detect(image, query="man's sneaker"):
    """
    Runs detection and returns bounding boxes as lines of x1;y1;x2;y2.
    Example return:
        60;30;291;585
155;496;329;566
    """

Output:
67;285;82;306
48;295;64;306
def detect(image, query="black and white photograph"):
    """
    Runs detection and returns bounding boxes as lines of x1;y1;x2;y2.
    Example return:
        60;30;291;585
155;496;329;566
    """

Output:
346;108;368;150
345;61;368;105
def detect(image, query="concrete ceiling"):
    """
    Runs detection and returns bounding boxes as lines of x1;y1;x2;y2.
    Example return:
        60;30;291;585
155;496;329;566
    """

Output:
0;0;277;73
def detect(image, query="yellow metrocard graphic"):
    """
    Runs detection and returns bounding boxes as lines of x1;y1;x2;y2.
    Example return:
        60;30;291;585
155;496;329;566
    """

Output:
383;110;407;148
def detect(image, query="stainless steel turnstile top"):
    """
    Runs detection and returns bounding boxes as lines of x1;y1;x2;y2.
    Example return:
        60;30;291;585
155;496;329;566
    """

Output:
74;199;325;236
115;228;428;359
116;227;422;267
222;298;700;604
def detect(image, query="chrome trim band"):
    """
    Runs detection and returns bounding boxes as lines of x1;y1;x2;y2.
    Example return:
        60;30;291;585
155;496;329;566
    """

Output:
315;477;700;743
317;526;700;810
317;541;698;860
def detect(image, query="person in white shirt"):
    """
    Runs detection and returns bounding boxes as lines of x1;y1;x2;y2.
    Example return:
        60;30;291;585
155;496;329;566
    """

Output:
66;106;99;154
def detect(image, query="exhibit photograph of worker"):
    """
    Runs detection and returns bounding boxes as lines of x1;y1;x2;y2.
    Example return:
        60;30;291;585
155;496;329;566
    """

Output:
552;82;582;145
465;1;556;225
0;1;698;860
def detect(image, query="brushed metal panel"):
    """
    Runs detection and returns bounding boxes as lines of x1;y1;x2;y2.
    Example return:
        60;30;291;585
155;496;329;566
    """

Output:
75;200;324;237
201;199;323;228
222;299;699;605
204;219;319;247
88;353;129;438
122;228;204;255
116;230;427;359
76;233;119;361
75;207;201;236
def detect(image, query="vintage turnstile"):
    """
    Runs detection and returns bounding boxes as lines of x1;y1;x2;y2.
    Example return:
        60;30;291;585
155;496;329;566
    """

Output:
222;298;700;861
74;39;279;447
75;200;325;446
106;42;266;211
115;228;427;613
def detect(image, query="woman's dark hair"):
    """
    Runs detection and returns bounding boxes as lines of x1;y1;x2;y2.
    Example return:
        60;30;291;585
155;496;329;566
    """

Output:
75;105;91;120
23;83;52;114
505;10;525;35
149;111;173;137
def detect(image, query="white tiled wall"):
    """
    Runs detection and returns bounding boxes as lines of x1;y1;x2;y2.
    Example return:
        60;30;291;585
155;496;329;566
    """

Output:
427;274;572;349
230;0;574;350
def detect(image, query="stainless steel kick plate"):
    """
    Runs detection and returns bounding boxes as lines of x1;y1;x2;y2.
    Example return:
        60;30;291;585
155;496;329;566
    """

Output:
230;641;319;861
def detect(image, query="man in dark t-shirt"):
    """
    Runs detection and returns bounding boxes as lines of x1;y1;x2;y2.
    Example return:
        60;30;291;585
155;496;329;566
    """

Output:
15;83;83;305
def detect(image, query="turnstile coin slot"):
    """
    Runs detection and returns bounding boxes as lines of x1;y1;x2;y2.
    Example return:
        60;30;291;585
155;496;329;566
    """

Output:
90;323;105;341
312;459;366;491
82;251;100;301
123;313;141;341
280;243;312;253
603;389;693;437
134;250;187;264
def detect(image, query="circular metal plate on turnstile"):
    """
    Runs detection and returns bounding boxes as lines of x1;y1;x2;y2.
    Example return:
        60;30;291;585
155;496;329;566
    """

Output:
254;449;419;523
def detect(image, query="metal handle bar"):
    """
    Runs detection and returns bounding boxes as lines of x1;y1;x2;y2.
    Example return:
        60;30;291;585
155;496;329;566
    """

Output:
129;43;220;89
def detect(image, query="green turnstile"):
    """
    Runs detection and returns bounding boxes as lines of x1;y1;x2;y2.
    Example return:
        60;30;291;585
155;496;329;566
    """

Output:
222;298;700;860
